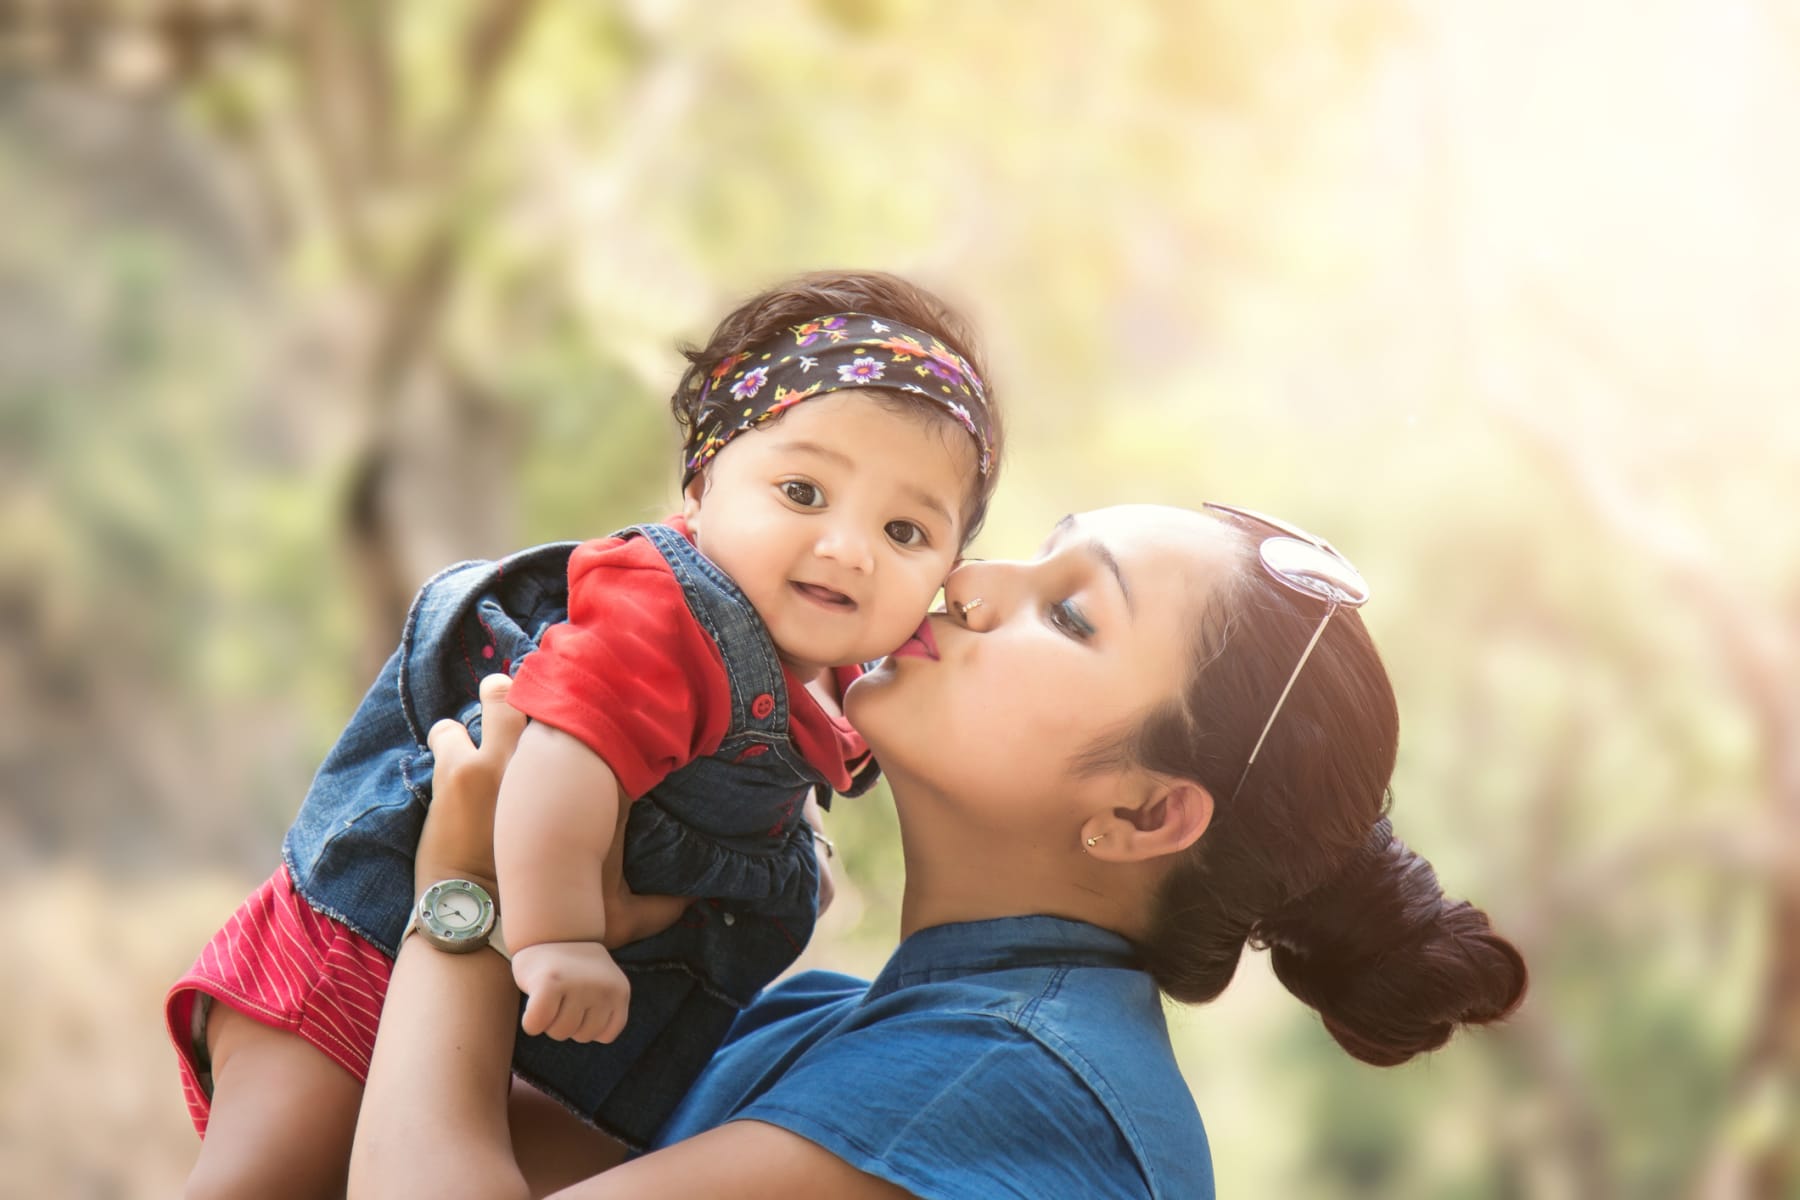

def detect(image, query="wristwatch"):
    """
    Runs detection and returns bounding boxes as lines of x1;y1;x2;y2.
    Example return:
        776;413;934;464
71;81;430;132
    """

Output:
404;879;511;960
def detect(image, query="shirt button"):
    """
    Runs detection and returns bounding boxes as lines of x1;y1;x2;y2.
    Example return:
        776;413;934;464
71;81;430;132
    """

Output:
722;912;737;926
751;693;776;719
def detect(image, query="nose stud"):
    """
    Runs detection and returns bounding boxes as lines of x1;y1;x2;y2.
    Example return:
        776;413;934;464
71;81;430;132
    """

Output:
953;597;984;620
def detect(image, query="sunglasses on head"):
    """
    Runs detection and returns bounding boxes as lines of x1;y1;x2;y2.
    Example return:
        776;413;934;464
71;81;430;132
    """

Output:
1202;503;1370;804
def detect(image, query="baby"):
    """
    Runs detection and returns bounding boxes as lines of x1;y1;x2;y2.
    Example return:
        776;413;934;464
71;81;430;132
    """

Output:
167;272;1002;1194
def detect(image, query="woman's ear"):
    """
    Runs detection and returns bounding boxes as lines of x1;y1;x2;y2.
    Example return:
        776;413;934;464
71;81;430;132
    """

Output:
1081;779;1213;863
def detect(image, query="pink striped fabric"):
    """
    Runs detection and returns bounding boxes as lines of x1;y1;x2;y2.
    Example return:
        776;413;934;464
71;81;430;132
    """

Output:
165;866;394;1136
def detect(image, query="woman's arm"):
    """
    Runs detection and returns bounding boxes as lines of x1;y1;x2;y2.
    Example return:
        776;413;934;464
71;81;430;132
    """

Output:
349;915;527;1199
348;672;531;1200
349;675;911;1200
546;1120;915;1200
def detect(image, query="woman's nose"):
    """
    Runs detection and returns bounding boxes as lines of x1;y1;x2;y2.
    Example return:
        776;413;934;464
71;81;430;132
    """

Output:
943;560;1012;631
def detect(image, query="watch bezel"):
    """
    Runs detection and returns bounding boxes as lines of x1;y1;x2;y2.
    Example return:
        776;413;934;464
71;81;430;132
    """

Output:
414;878;497;954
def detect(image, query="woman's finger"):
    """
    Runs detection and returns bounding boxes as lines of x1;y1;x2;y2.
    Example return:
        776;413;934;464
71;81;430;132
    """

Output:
475;673;527;764
604;892;690;949
427;716;477;767
417;688;510;888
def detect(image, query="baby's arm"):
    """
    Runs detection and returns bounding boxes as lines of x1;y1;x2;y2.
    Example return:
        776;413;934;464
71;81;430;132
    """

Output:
494;720;632;1043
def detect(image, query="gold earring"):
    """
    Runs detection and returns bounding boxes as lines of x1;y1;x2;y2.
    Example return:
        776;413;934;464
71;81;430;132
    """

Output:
1084;832;1105;848
953;597;984;620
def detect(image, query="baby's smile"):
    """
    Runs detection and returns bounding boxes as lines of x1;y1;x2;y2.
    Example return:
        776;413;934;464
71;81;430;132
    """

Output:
791;580;857;611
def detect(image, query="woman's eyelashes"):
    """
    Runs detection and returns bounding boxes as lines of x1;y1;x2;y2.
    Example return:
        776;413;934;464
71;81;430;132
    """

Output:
1047;597;1096;641
781;479;825;507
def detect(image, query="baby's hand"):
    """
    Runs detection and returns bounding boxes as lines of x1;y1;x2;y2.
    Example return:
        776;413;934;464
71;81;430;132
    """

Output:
512;941;630;1043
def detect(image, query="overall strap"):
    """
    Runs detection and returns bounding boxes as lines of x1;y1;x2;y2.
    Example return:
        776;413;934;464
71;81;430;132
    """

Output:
619;523;792;739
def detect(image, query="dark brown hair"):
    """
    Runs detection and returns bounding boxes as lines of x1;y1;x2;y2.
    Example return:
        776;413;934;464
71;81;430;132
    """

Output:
1123;518;1527;1066
671;271;1004;545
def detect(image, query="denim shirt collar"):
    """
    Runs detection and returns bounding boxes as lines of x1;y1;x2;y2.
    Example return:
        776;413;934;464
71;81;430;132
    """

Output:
865;915;1141;1001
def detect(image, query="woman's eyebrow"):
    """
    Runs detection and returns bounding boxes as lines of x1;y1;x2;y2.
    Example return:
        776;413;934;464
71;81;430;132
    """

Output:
1047;514;1133;616
1090;540;1133;616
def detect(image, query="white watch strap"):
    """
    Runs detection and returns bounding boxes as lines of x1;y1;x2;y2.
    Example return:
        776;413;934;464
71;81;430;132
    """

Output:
487;909;512;961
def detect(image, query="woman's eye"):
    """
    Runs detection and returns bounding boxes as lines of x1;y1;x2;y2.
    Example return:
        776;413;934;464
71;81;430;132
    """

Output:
885;520;928;548
782;481;824;507
1047;598;1096;640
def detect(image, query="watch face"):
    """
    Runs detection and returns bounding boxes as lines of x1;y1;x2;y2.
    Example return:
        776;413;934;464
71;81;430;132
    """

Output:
429;887;484;933
419;879;494;945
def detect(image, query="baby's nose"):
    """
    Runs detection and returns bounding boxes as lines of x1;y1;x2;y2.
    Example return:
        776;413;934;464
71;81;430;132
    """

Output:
815;524;875;573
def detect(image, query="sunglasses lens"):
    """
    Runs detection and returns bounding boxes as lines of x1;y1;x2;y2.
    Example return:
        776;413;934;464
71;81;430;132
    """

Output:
1260;536;1369;608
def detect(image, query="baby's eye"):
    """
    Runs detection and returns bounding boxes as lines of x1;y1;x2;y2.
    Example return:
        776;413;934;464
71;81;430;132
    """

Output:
782;481;825;508
1047;598;1096;641
886;520;928;548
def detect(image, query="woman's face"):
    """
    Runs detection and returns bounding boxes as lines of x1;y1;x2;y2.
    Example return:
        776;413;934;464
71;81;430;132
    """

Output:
846;505;1242;829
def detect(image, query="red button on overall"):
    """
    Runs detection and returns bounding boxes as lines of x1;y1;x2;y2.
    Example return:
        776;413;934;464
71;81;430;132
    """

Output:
751;693;775;719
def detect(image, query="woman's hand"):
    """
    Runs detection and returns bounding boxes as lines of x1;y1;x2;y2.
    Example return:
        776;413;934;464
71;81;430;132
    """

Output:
419;673;525;894
428;674;689;949
804;791;837;918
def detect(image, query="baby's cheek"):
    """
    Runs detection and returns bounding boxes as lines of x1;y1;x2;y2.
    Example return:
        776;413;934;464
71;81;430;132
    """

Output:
913;557;957;614
884;574;942;629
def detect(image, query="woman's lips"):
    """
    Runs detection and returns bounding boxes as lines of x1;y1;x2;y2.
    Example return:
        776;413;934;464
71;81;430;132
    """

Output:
888;617;940;661
792;581;856;610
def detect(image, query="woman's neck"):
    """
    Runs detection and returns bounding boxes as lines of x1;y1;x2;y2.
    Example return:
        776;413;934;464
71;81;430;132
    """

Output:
890;780;1155;942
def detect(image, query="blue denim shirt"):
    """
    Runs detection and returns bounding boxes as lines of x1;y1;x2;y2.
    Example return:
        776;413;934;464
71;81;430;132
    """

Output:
654;916;1214;1199
281;524;870;1149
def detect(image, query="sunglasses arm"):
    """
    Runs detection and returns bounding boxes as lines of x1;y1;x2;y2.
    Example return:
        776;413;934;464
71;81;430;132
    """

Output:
1225;600;1341;804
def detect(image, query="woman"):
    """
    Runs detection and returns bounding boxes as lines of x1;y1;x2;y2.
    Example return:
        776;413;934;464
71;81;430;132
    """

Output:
348;503;1527;1199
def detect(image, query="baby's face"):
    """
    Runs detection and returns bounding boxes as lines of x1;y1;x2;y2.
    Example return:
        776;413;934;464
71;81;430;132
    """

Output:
682;392;975;680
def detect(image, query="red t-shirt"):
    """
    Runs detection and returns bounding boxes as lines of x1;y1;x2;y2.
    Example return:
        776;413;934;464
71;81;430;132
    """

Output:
508;518;869;798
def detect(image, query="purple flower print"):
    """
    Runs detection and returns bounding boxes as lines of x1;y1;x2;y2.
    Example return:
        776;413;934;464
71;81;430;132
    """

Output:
792;316;849;347
730;366;769;400
919;356;964;385
838;356;885;384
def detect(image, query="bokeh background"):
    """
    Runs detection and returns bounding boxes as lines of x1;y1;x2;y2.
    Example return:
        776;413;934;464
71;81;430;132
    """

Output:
4;1;1797;1196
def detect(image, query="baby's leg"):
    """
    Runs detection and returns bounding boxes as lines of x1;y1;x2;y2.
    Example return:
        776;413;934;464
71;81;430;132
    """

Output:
183;1005;364;1200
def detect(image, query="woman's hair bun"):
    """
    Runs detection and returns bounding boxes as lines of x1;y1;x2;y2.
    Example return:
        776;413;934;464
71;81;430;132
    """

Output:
1251;819;1528;1067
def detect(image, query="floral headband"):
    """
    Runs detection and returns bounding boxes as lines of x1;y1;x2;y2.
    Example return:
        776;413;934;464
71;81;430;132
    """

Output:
681;312;994;486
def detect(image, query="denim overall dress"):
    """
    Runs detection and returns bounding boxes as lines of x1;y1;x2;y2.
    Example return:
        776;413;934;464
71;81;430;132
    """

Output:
281;523;869;1149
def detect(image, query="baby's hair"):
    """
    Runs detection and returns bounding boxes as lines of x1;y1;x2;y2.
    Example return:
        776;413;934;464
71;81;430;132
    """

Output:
672;271;1004;545
1115;523;1526;1065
